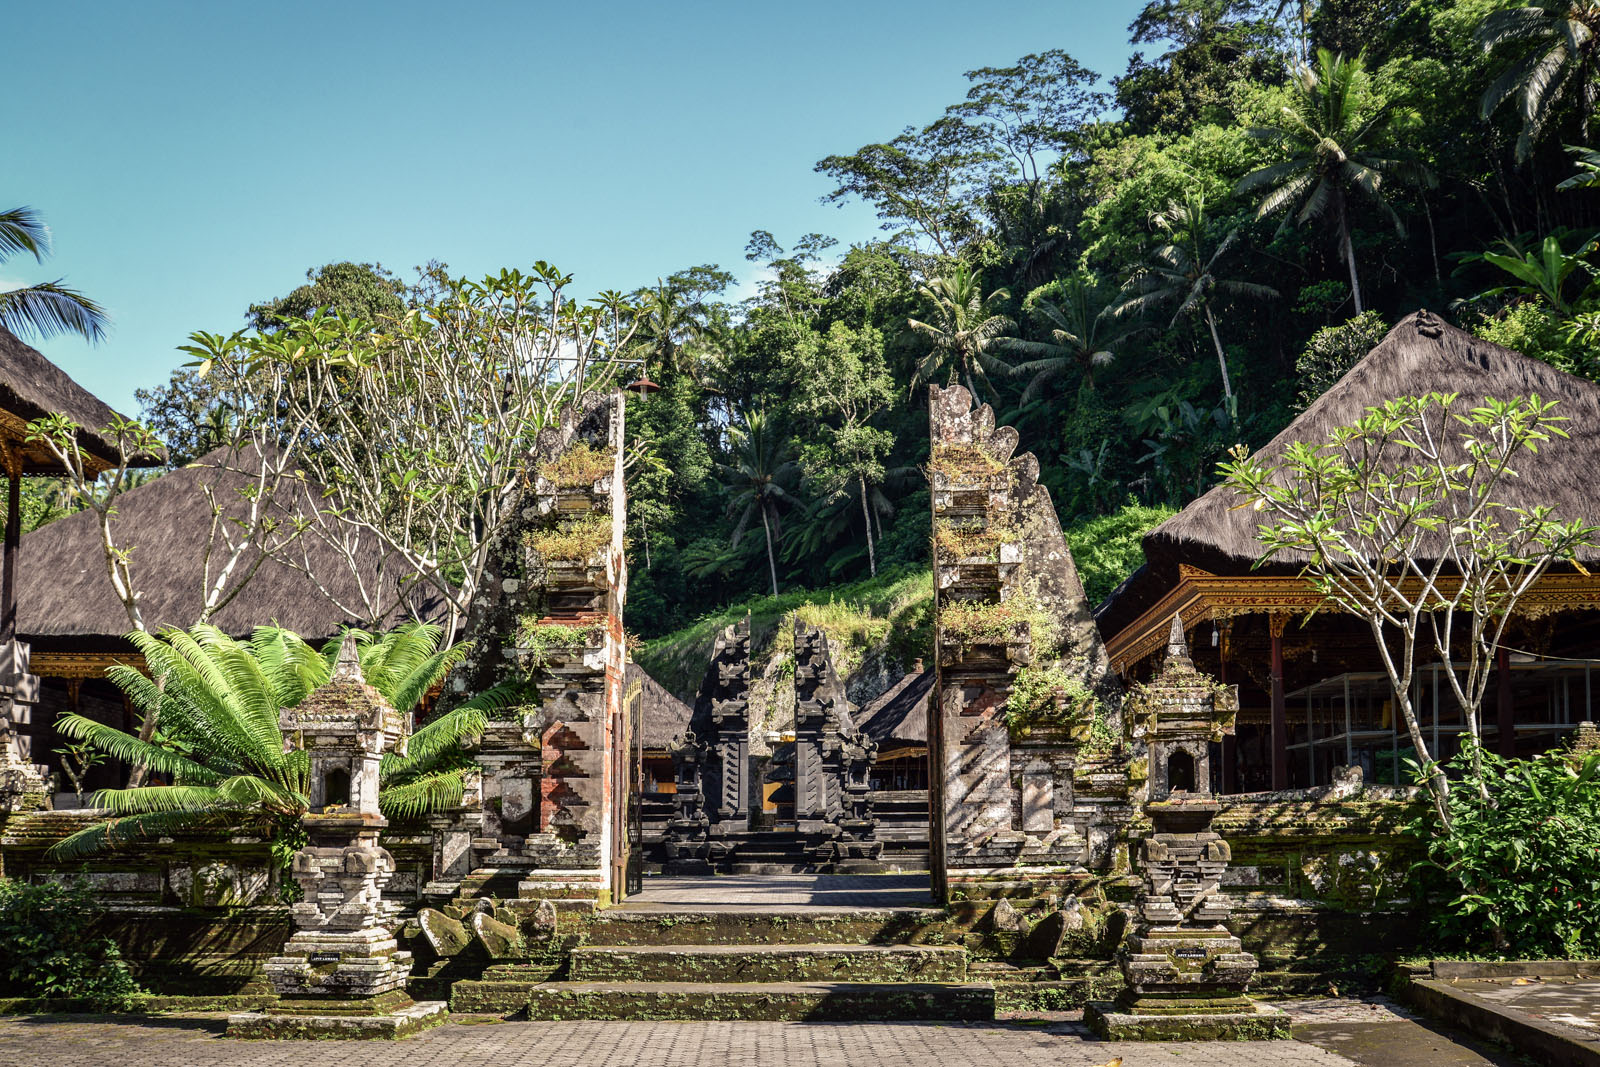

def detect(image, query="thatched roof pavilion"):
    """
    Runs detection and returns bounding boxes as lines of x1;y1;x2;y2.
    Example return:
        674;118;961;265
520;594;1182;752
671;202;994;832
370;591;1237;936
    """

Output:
17;446;443;675
0;326;163;643
1097;311;1600;791
857;666;932;757
626;662;692;753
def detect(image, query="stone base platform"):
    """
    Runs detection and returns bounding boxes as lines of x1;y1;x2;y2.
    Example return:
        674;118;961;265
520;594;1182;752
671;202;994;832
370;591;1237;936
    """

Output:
225;1000;448;1040
1084;1000;1292;1041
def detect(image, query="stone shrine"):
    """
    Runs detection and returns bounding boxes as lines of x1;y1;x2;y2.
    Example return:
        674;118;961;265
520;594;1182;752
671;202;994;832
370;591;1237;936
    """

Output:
665;619;753;870
227;635;445;1039
0;640;47;811
791;621;881;868
1086;616;1289;1040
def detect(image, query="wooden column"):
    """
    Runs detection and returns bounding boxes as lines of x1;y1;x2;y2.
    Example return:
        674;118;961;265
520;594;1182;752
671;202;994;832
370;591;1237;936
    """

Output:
1497;646;1515;757
1219;621;1238;794
0;457;18;643
1270;615;1288;790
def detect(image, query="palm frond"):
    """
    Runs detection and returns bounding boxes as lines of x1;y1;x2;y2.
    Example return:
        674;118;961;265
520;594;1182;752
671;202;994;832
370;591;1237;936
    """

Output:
0;207;48;262
56;714;222;784
379;768;469;820
0;282;109;343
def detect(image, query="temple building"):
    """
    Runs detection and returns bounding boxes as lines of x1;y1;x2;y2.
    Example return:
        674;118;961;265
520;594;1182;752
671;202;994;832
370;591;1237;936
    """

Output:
1096;312;1600;791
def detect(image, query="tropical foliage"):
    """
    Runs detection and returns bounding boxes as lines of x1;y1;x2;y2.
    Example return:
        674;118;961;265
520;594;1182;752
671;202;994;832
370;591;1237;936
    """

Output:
49;623;516;860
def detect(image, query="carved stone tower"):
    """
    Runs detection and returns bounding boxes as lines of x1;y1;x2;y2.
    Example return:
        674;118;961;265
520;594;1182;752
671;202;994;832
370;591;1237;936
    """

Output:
229;635;445;1038
1086;616;1289;1041
791;621;881;868
665;619;752;869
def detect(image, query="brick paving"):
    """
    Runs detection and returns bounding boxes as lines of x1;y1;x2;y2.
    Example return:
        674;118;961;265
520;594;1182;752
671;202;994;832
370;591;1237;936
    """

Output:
623;873;936;909
0;1014;1360;1067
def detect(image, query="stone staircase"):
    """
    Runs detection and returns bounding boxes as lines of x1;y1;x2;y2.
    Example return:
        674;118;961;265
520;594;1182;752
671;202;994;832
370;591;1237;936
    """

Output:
450;904;995;1021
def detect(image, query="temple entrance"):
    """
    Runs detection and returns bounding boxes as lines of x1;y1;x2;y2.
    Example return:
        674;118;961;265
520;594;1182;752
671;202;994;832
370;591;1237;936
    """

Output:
625;618;934;902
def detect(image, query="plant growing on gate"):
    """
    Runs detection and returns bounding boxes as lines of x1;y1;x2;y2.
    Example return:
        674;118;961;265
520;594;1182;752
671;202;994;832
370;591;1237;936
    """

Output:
1222;392;1595;826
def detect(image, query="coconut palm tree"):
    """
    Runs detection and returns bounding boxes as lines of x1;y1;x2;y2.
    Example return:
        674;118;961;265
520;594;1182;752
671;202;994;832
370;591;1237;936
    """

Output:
907;262;1016;400
1113;190;1279;408
1235;49;1432;314
1479;2;1600;163
995;275;1138;400
720;409;800;597
48;622;515;859
0;207;108;343
632;279;712;382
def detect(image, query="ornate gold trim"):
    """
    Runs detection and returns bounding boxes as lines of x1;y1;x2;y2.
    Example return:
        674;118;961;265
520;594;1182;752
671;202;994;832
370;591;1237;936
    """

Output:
1104;569;1600;674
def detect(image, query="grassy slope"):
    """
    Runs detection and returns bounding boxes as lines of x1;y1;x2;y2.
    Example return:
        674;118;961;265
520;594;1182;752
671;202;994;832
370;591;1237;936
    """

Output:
635;503;1172;699
636;568;933;700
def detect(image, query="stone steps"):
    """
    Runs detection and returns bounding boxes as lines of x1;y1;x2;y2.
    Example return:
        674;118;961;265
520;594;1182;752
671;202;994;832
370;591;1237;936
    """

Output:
453;980;995;1021
568;943;968;983
582;907;944;946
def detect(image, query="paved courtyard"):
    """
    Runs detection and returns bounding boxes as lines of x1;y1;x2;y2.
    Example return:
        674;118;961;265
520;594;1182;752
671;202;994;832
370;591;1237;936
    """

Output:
623;873;936;909
0;1000;1525;1067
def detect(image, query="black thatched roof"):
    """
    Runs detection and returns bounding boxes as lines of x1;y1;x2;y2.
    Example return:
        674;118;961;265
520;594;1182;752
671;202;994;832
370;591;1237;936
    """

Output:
627;662;691;750
0;325;161;473
857;668;932;749
1098;311;1600;637
17;446;441;646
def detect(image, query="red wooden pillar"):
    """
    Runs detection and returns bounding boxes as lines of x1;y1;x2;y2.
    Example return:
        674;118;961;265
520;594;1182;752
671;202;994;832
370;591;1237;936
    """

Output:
1497;646;1515;757
1219;621;1238;794
1270;616;1288;790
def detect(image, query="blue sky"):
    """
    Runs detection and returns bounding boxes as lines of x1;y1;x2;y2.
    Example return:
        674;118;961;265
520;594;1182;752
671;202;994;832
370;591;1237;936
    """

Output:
8;1;1141;411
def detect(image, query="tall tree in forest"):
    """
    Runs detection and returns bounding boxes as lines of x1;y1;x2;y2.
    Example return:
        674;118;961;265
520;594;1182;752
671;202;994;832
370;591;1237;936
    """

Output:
1479;1;1600;163
1236;48;1431;314
1114;190;1277;408
246;261;406;331
998;275;1137;397
0;207;108;343
792;323;896;576
907;262;1016;399
720;410;800;597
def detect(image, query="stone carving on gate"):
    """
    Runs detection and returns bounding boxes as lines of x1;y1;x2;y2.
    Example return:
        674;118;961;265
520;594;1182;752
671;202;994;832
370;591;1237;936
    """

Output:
665;618;752;870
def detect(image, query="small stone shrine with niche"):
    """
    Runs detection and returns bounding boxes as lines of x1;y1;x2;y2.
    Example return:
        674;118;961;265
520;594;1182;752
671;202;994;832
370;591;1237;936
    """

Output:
227;635;446;1039
1086;616;1290;1041
664;619;753;870
791;621;881;869
0;641;47;811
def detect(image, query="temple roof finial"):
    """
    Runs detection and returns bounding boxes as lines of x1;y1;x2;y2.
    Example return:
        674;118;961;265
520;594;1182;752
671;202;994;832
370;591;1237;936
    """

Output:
1164;614;1192;667
332;632;364;683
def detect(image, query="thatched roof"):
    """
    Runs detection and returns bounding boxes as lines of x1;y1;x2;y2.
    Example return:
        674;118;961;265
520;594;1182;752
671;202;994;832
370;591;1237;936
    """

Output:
0;325;161;473
627;662;691;750
1098;311;1600;637
857;667;931;749
17;446;442;646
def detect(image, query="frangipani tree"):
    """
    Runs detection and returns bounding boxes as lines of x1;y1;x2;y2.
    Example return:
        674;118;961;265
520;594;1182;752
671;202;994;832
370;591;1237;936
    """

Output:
1222;392;1594;824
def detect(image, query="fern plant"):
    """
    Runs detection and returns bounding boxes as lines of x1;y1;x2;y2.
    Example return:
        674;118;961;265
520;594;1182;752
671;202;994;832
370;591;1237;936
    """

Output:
48;622;516;859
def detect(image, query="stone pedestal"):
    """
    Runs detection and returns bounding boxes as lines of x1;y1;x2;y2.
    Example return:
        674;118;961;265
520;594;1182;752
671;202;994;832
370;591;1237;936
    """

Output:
1085;618;1289;1042
228;636;445;1039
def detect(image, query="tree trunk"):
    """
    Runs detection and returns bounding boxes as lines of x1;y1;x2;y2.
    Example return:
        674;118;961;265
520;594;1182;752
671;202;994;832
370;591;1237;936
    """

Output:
1340;204;1365;314
859;472;877;578
760;505;779;598
1202;304;1235;408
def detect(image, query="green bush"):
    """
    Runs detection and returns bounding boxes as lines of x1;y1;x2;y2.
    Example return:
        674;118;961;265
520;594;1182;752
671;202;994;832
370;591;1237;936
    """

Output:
1294;311;1389;407
0;876;141;1009
1420;739;1600;958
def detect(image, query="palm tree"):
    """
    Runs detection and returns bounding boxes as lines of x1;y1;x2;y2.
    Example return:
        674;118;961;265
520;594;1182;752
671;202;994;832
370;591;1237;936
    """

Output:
720;409;800;597
1236;49;1432;314
907;262;1016;400
0;207;109;342
632;279;710;381
1479;2;1600;163
48;622;514;859
995;275;1138;400
1113;190;1278;408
